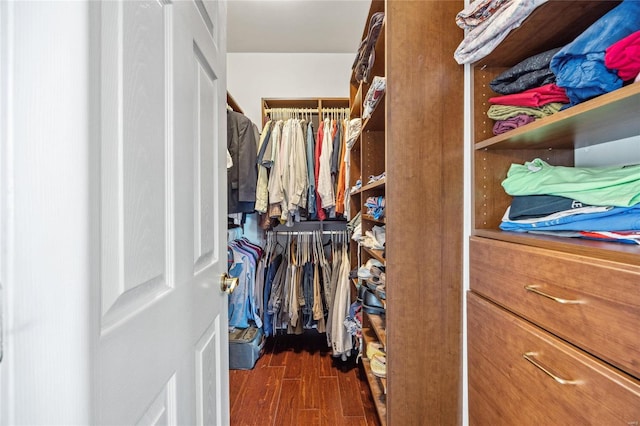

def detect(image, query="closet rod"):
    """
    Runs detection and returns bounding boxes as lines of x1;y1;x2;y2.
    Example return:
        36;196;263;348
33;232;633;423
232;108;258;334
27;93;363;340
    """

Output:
266;230;346;236
263;108;319;113
263;108;350;113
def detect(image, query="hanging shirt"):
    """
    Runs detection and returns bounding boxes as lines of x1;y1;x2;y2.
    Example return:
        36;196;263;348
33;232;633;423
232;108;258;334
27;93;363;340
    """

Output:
255;121;273;213
267;121;285;207
285;119;309;214
306;121;317;218
318;118;336;209
228;243;261;329
263;254;282;337
335;120;348;215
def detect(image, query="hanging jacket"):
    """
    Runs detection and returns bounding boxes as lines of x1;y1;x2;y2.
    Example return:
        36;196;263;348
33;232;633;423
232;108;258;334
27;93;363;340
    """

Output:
227;110;258;213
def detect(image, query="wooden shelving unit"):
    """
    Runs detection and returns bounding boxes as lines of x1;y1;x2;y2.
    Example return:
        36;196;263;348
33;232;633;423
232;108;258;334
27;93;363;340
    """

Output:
468;2;640;423
349;1;464;424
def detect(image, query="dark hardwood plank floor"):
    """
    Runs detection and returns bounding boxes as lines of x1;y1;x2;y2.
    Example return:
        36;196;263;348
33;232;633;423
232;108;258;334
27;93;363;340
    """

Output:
230;330;381;426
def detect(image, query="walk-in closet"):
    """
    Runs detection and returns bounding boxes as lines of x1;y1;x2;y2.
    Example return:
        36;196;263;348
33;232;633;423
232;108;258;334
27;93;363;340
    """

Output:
225;1;463;425
3;0;639;424
226;0;640;425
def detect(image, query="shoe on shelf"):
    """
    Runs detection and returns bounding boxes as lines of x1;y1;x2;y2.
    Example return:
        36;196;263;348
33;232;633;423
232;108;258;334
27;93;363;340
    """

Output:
357;284;368;303
358;258;383;280
375;285;386;300
370;353;386;378
366;341;385;360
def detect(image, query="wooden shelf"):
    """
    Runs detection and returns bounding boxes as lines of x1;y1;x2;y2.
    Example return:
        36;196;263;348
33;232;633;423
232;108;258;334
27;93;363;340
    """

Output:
363;247;385;264
361;359;387;426
366;312;387;348
474;2;620;67
352;177;386;194
475;84;640;151
362;214;385;224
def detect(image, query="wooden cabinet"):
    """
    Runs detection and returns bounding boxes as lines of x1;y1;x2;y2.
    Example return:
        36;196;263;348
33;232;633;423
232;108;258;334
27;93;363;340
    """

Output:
468;2;640;423
468;293;640;425
350;1;464;424
470;237;640;379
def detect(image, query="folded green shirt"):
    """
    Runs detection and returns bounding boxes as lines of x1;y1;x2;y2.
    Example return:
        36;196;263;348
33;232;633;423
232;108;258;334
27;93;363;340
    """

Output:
487;102;563;120
502;158;640;207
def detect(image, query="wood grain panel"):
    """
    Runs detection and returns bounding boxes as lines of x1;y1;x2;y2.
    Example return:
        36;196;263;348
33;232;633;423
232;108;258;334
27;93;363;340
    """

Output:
229;363;285;426
273;379;301;425
385;1;464;424
337;364;367;417
468;292;640;425
230;332;378;426
470;237;640;378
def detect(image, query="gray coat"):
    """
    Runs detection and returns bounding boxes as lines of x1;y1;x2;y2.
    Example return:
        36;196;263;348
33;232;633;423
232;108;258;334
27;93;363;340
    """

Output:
227;110;258;213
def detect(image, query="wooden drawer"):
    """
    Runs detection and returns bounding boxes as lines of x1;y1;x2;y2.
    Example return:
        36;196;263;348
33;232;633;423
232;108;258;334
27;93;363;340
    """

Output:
470;236;640;378
468;292;640;425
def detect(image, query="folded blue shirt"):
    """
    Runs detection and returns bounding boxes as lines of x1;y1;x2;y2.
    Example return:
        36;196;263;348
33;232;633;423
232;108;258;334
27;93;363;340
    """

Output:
550;0;640;106
500;204;640;232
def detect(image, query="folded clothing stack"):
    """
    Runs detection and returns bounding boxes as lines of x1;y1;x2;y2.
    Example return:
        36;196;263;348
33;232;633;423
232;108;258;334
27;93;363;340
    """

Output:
362;77;386;119
352;12;385;84
365;196;385;220
500;158;640;244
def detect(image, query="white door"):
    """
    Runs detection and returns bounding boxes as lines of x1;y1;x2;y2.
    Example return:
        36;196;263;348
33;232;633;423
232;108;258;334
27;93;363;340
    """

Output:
0;1;230;424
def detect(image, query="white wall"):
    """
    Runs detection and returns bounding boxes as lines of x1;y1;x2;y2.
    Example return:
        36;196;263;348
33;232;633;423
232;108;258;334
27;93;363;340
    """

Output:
575;135;640;167
227;52;354;126
226;52;354;244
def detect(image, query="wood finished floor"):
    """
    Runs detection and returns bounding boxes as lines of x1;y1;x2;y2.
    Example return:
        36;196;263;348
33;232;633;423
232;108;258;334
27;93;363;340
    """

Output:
229;330;381;426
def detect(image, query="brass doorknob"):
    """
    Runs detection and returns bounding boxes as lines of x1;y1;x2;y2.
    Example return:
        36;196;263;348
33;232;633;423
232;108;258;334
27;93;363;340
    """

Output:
220;273;238;294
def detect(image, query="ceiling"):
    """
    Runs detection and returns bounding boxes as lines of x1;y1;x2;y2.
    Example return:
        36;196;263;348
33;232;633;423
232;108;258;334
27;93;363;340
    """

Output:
227;0;371;53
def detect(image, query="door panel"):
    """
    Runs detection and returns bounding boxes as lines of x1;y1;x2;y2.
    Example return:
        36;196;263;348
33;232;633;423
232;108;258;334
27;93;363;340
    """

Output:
100;0;174;332
194;46;218;273
135;374;177;426
0;0;227;423
98;0;228;424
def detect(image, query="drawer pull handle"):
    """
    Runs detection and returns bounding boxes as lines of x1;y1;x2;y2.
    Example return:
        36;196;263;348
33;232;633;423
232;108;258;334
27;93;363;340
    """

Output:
523;352;580;385
524;285;583;305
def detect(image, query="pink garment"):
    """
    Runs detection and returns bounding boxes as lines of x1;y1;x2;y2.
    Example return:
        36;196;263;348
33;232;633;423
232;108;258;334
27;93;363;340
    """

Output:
492;114;536;135
489;84;569;107
605;30;640;81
